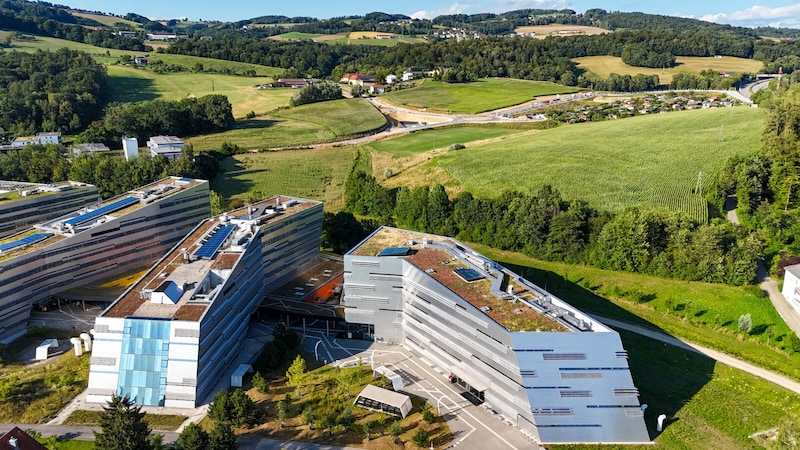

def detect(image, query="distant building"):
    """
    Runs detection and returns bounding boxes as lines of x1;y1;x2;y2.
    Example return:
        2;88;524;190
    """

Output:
11;132;62;148
88;196;323;408
0;177;209;343
340;73;375;86
369;84;388;94
0;180;99;239
146;33;187;40
386;74;398;84
122;137;139;161
134;56;149;65
147;135;185;161
72;142;110;156
258;78;312;89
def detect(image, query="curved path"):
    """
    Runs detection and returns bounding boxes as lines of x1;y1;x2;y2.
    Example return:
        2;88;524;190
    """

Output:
724;196;800;336
596;315;800;395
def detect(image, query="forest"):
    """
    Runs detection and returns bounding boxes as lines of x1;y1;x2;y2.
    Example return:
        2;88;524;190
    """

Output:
0;48;107;135
0;0;150;51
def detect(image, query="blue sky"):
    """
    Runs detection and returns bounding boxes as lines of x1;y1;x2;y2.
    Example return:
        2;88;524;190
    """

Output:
58;1;800;28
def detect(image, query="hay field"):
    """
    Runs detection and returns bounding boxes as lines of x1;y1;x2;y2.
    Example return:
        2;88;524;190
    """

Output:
431;107;765;221
573;55;764;85
381;78;581;114
515;24;609;37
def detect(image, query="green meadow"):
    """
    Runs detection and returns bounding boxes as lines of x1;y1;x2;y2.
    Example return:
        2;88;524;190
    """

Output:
382;78;582;114
186;98;386;151
211;147;356;210
434;106;765;222
367;125;531;157
106;66;289;118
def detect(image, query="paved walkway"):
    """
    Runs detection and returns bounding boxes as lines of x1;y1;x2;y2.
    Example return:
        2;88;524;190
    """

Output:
724;196;800;337
596;315;800;395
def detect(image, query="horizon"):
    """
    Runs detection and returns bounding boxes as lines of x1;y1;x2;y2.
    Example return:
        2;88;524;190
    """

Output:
53;1;800;29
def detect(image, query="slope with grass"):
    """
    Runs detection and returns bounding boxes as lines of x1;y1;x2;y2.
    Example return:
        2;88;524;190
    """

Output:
211;146;356;210
381;78;581;114
368;125;532;157
475;243;800;380
574;55;764;85
433;107;765;222
106;66;288;118
186;98;386;151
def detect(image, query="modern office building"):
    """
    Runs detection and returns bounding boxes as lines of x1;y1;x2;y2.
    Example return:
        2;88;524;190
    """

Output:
87;196;323;408
0;181;100;239
342;227;650;444
0;177;210;343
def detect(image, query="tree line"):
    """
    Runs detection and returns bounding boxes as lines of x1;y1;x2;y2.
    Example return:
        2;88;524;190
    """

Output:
343;171;762;285
79;94;235;148
0;48;106;134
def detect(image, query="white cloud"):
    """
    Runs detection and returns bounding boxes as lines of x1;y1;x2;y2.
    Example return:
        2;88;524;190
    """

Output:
700;3;800;27
411;0;569;19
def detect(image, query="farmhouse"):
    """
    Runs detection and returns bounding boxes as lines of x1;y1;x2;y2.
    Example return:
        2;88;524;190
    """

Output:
116;31;137;38
0;177;209;343
343;227;650;444
259;78;313;89
88;196;323;407
134;56;149;65
340;73;376;86
386;74;398;84
147;135;185;161
369;84;388;94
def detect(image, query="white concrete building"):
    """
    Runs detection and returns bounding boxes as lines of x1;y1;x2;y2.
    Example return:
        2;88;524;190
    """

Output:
88;196;323;407
147;136;185;161
0;177;210;343
343;227;650;444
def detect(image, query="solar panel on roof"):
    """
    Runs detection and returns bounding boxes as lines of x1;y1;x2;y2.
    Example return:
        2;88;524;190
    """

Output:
194;223;236;259
377;247;411;257
0;232;52;252
454;268;484;282
64;196;139;227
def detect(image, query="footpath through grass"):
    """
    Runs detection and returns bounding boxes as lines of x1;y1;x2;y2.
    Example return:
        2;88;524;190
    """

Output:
435;106;765;222
474;243;800;380
382;78;581;114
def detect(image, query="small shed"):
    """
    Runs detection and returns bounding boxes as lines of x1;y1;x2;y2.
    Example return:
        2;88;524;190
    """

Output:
231;364;252;388
354;384;412;418
782;264;800;315
35;339;59;360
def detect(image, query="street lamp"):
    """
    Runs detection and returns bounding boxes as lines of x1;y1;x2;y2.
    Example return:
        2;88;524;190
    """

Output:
314;340;322;361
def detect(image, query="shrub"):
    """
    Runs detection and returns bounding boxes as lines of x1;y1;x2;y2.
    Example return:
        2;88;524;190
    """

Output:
448;143;465;151
738;313;753;334
412;427;430;448
252;371;268;394
246;111;256;119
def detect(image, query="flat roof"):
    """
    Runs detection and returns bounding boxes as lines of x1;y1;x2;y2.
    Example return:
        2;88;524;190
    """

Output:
0;180;94;203
349;227;604;333
0;177;203;261
104;196;321;321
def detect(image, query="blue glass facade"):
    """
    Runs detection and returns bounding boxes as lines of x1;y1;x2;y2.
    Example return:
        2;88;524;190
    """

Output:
118;318;170;406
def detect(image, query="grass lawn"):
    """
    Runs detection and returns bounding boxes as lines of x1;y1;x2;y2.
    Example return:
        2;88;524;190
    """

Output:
0;330;90;423
573;55;764;85
367;125;532;157
275;32;324;40
474;243;800;380
69;11;139;28
433;106;765;222
244;361;452;449
64;410;187;431
186;98;386;151
106;66;289;118
211;146;356;210
381;78;581;114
